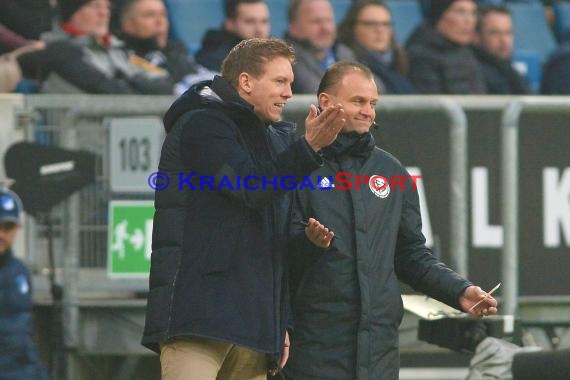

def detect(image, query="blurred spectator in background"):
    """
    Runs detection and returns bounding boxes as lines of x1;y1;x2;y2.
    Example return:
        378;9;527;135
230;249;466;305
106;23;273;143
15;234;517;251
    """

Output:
541;31;570;94
473;5;529;95
119;0;216;95
285;0;355;94
338;0;415;94
38;0;173;94
0;188;50;380
0;0;55;41
406;0;486;94
196;0;270;71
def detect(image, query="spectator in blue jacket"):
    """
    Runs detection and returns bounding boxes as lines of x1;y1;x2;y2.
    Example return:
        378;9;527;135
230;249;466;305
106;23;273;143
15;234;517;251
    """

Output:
0;188;50;380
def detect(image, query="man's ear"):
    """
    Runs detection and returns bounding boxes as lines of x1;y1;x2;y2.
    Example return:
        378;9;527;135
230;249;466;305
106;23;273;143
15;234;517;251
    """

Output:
238;73;252;94
224;19;235;33
318;92;332;109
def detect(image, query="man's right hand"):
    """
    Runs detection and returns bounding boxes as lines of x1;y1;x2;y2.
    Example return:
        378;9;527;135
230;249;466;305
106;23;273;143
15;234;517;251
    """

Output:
304;104;345;152
305;217;335;248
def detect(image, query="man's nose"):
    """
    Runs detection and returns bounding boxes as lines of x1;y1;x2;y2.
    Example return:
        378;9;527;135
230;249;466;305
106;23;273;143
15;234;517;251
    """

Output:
283;85;293;99
362;103;374;117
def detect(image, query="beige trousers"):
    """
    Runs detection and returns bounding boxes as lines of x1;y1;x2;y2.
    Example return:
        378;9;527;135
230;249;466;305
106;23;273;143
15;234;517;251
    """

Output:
160;337;268;380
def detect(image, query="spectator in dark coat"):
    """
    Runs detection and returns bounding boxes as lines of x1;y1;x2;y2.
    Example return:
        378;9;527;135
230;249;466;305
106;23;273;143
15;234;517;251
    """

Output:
541;32;570;94
119;0;216;95
338;0;415;94
196;0;270;71
285;0;356;94
407;0;486;94
38;0;173;94
473;5;530;94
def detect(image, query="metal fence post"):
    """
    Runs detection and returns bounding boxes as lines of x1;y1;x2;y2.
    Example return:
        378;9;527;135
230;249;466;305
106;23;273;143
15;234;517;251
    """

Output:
501;99;523;317
442;98;469;278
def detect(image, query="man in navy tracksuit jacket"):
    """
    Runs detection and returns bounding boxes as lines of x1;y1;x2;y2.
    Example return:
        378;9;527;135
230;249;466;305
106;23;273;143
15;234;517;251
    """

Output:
0;188;49;380
285;62;499;380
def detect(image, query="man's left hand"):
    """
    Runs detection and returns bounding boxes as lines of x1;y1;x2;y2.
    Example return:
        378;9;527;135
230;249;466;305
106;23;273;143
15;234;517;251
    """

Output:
459;285;498;318
269;330;290;376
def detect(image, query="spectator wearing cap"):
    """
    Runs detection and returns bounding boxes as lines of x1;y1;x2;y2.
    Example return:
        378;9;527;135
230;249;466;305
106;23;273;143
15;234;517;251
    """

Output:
406;0;486;94
118;0;216;95
473;5;530;95
37;0;173;94
0;188;50;380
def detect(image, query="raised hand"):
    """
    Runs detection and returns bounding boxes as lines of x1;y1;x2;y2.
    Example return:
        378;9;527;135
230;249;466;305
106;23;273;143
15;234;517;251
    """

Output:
304;104;345;152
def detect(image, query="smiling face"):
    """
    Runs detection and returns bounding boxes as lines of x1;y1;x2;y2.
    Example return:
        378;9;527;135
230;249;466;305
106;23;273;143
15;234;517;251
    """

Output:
237;56;294;123
319;71;378;134
68;0;111;37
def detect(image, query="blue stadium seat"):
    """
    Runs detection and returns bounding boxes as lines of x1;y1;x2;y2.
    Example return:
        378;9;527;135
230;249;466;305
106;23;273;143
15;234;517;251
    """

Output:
331;0;351;22
268;0;288;38
506;2;557;63
385;0;424;45
512;50;541;93
554;1;570;41
165;0;225;54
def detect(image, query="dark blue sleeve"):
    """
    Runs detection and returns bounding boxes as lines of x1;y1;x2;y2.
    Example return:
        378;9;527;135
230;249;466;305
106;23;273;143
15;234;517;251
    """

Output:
394;171;471;310
180;110;322;209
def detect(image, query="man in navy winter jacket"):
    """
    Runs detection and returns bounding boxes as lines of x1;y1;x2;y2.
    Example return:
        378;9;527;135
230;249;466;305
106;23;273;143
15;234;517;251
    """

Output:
142;38;347;379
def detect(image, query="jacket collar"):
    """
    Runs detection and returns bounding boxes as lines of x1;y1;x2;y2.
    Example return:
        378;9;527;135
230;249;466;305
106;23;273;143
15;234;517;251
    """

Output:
210;75;254;111
120;33;162;54
61;23;113;48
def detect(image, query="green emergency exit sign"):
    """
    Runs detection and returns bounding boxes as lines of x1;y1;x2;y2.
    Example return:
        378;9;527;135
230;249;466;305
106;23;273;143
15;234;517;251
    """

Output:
107;201;154;277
